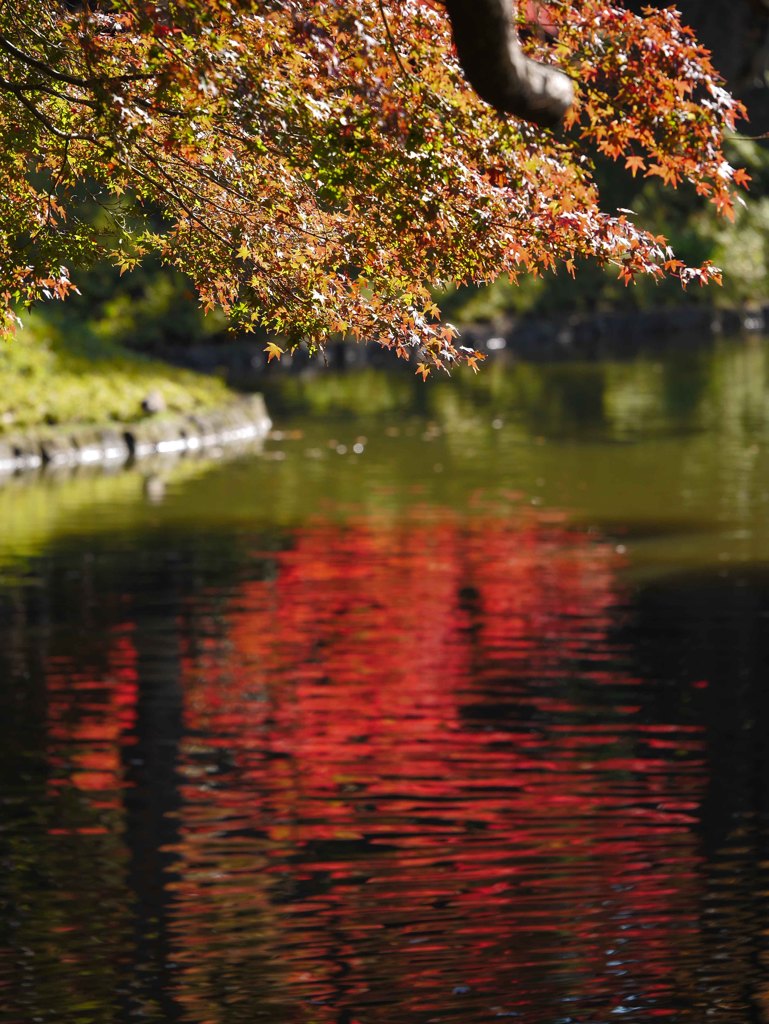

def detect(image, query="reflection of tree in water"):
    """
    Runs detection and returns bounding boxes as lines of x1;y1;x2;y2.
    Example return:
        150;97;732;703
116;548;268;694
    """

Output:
5;514;767;1023
170;511;709;1023
625;568;769;1023
0;557;140;1023
0;542;249;1023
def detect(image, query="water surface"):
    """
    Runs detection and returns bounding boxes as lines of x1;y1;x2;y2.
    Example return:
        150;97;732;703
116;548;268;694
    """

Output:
2;339;769;1023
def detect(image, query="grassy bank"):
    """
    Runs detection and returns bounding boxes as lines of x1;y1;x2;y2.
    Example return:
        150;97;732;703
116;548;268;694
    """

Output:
0;312;232;433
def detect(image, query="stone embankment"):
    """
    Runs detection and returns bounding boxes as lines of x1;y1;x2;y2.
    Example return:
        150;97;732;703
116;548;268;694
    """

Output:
0;394;271;479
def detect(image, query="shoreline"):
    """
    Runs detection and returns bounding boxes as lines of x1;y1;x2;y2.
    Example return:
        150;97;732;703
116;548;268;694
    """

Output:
146;302;769;386
456;302;769;361
2;300;766;482
0;393;271;480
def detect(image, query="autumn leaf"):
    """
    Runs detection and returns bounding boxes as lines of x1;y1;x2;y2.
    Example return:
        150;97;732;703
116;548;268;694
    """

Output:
265;342;285;363
625;155;646;178
733;167;752;189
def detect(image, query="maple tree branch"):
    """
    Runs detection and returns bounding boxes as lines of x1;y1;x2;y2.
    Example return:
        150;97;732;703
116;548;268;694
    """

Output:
442;0;574;127
376;0;412;80
0;78;94;140
120;155;233;254
0;34;152;89
0;35;90;87
0;75;99;108
129;143;272;260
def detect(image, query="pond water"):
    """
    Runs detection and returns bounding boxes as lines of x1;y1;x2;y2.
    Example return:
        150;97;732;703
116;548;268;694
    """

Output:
2;339;769;1024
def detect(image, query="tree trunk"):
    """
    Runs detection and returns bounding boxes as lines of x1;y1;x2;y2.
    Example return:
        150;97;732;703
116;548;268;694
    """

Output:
444;0;769;131
442;0;574;127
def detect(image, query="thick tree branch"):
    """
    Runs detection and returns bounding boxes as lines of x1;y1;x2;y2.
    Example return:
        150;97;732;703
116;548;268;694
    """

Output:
0;35;91;87
443;0;574;127
0;77;94;140
0;75;98;108
0;34;152;88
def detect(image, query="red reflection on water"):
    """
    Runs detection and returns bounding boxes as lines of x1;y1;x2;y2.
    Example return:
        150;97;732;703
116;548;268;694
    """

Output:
45;627;138;803
166;510;707;1023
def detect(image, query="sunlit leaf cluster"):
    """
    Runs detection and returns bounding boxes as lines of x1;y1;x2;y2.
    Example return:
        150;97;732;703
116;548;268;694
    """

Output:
0;0;747;371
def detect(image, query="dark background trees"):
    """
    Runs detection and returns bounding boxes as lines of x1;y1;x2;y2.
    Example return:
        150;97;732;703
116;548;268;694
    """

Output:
628;0;769;126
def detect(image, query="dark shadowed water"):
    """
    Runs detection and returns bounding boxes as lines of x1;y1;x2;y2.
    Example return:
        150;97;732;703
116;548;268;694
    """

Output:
3;339;769;1024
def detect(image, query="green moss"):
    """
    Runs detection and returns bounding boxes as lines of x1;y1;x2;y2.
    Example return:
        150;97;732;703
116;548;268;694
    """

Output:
0;311;232;433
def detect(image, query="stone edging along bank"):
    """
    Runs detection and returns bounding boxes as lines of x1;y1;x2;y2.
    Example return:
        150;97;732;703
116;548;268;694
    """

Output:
0;393;271;479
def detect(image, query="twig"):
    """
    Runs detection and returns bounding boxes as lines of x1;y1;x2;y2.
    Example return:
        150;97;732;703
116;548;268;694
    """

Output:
376;0;412;81
1;80;94;140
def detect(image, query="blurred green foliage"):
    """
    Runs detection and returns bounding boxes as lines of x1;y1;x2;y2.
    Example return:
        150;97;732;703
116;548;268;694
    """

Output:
55;257;229;352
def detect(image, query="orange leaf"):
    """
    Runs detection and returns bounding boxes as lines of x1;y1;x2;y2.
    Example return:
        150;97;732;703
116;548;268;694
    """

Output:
625;155;646;178
733;167;751;189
